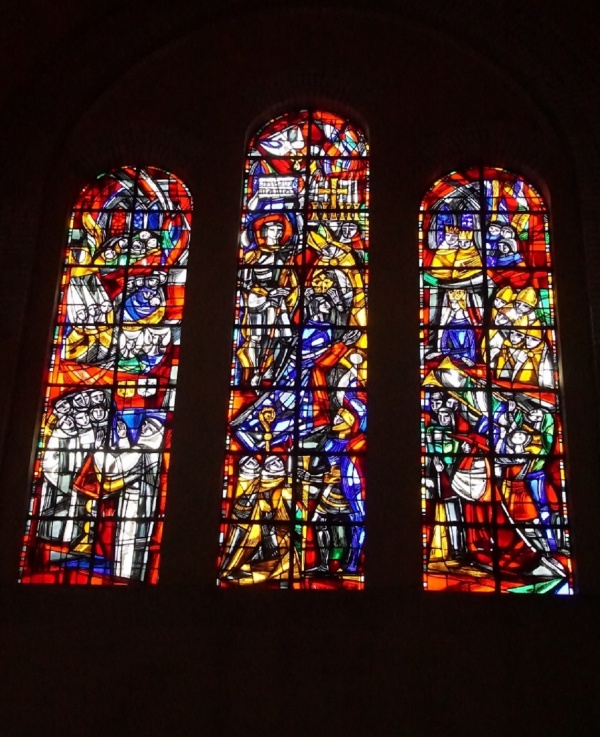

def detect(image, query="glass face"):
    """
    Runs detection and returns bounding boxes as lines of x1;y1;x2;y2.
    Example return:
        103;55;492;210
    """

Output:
420;167;573;594
218;110;368;589
20;167;192;585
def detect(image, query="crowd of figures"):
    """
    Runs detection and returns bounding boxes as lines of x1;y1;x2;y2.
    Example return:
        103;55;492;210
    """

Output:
21;168;191;584
421;171;572;593
218;111;368;588
34;387;167;580
22;136;564;593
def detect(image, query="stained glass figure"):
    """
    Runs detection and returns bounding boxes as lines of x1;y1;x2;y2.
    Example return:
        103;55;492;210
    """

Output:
20;166;192;584
218;110;368;589
420;167;573;594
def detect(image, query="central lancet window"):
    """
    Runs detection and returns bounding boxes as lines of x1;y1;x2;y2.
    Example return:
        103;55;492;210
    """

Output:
218;110;369;588
420;167;573;594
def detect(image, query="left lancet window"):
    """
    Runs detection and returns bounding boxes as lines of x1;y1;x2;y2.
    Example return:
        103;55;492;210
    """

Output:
20;166;192;584
218;110;368;589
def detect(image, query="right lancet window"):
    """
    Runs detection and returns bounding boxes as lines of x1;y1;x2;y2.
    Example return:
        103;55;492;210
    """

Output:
420;167;573;594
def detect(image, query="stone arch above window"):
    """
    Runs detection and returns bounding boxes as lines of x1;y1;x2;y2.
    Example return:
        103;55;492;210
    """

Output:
420;166;573;594
217;110;368;589
20;166;193;584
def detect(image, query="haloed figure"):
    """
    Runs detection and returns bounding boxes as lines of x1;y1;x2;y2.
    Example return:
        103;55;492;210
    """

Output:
238;219;298;386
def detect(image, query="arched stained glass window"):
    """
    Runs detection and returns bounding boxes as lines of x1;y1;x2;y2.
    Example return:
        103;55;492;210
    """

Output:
420;167;573;594
218;110;368;589
20;166;192;585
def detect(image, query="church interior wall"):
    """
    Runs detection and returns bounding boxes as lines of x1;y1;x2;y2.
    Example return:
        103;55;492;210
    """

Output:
0;2;598;733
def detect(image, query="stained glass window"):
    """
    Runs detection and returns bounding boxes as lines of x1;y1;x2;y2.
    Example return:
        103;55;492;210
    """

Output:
420;167;573;594
218;110;368;589
20;166;192;584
